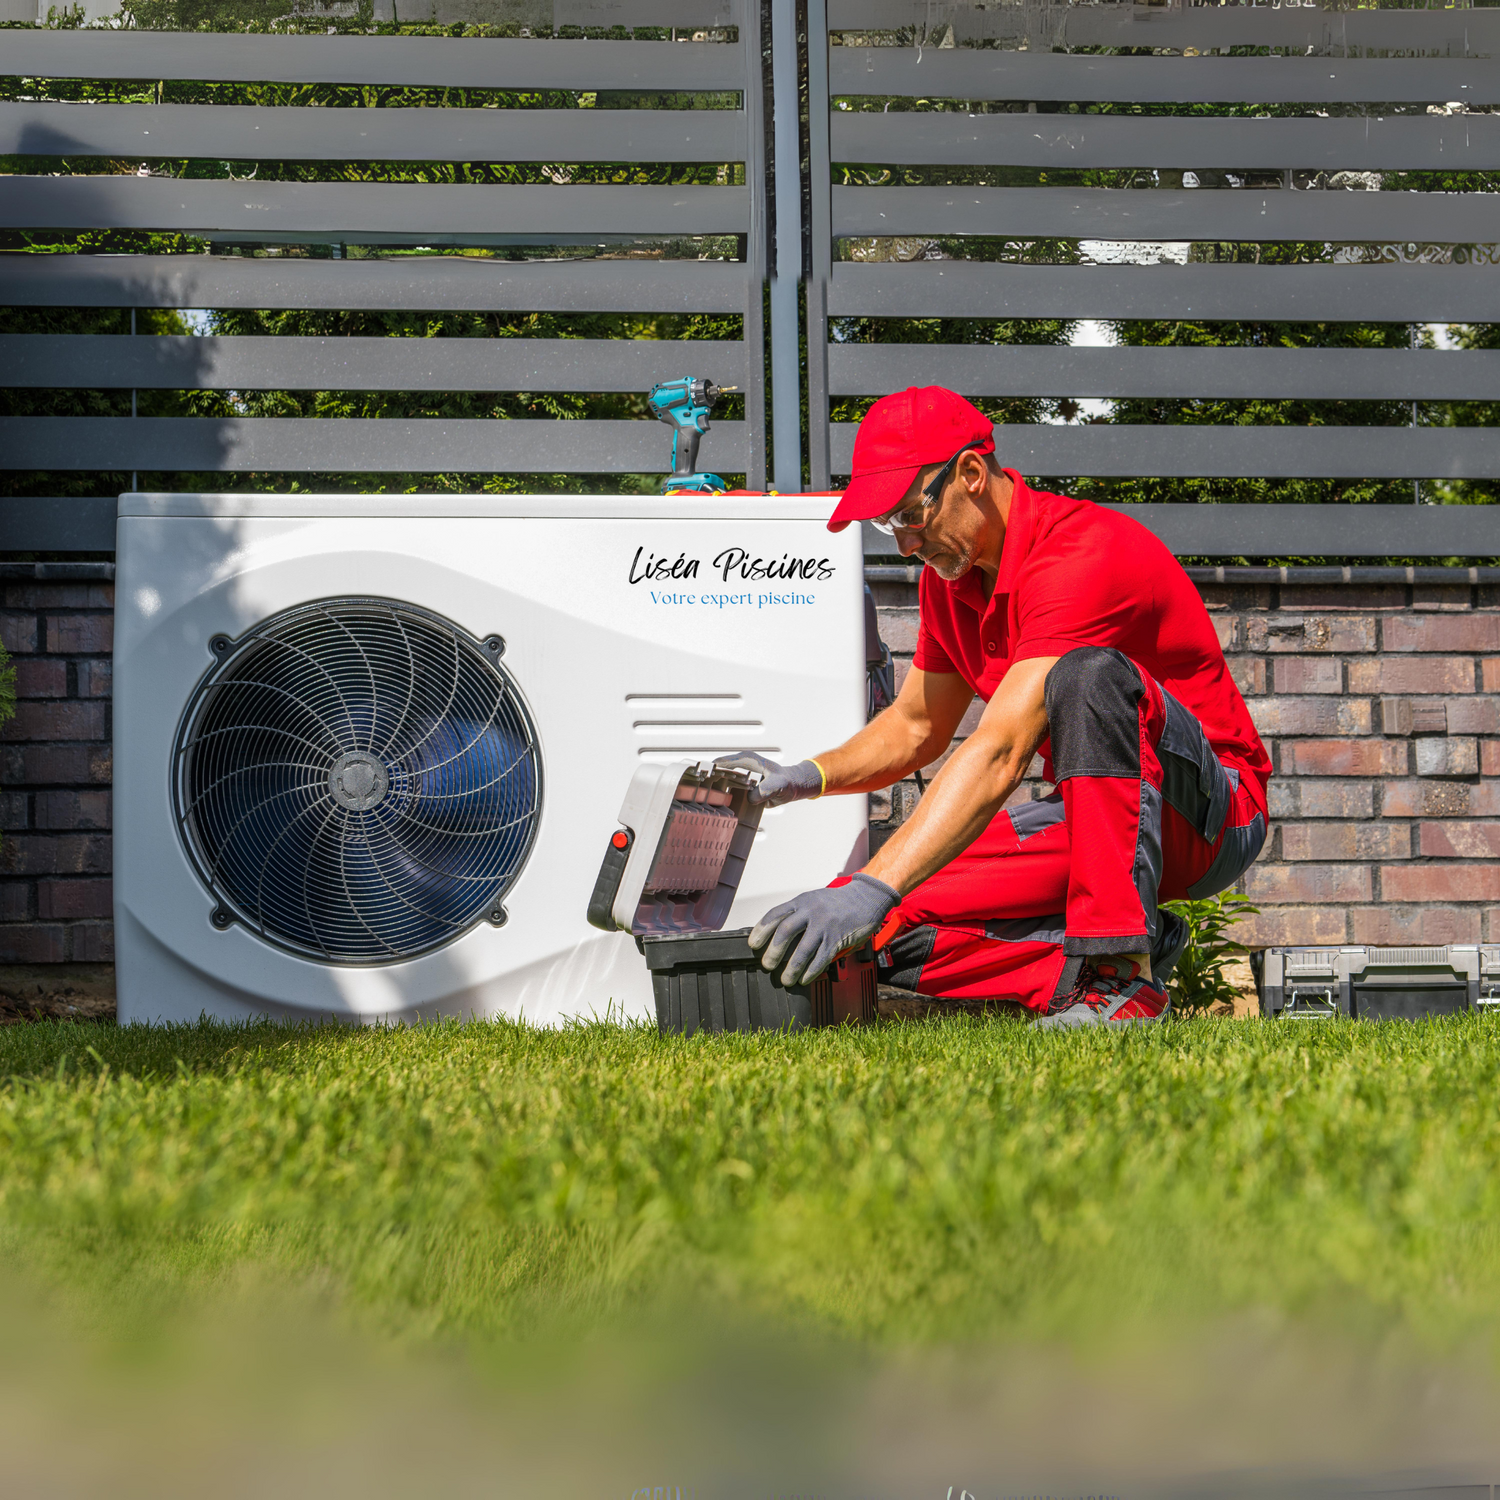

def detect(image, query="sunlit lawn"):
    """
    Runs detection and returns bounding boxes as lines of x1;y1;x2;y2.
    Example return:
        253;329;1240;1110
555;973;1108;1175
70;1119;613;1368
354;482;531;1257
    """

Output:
2;1012;1497;1351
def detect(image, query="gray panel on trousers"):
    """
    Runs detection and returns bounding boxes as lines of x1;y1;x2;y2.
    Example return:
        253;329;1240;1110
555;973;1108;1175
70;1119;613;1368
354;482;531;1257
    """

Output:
827;262;1500;324
828;0;1500;54
0;417;748;472
829;345;1500;400
832;49;1500;105
0;496;116;553
830;423;1500;479
0;102;748;165
2;178;750;238
0;252;752;312
3;33;746;89
832;111;1500;172
832;185;1500;243
860;503;1500;558
2;335;749;392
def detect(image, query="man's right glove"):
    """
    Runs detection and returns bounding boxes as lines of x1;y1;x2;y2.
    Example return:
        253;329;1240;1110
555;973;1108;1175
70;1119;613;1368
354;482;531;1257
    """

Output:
713;751;824;808
749;873;900;987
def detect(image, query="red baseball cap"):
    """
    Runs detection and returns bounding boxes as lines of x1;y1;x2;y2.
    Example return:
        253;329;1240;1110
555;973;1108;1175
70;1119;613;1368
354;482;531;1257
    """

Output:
826;386;995;533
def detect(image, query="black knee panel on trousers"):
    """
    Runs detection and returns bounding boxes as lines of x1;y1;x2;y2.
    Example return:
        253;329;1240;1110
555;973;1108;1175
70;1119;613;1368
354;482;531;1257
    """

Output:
1044;647;1144;782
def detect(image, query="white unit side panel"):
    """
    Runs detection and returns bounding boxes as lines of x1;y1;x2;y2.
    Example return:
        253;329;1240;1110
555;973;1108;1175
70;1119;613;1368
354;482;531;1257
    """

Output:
114;510;867;1026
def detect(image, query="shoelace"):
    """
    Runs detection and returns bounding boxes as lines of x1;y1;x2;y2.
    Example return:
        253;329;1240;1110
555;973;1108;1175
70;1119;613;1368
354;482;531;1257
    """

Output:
1060;961;1106;1011
1062;960;1151;1009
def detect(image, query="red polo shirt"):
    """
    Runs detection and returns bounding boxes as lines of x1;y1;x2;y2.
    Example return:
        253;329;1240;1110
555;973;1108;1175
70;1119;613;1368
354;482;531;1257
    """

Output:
913;471;1271;796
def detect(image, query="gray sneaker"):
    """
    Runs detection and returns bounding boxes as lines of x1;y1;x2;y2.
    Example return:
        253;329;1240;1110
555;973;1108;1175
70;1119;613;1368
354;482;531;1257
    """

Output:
1037;958;1171;1031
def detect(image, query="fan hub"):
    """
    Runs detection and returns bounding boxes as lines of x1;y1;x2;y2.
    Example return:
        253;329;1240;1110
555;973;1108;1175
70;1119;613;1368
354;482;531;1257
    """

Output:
328;751;389;812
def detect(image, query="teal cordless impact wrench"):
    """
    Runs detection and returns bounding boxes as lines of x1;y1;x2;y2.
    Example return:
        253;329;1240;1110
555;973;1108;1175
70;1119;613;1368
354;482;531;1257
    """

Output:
648;377;737;494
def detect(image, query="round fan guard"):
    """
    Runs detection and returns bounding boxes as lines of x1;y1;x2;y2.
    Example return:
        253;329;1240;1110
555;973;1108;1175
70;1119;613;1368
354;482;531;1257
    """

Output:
173;598;543;964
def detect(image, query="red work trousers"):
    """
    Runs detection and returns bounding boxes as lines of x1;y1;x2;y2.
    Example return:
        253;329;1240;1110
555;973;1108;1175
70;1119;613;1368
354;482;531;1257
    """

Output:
875;647;1267;1012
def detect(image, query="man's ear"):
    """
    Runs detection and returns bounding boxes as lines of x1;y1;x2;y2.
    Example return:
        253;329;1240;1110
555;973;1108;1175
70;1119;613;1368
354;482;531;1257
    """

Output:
960;449;989;494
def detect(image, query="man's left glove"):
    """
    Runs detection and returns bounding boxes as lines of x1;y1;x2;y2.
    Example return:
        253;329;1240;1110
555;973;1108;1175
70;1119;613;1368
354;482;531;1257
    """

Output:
749;873;900;988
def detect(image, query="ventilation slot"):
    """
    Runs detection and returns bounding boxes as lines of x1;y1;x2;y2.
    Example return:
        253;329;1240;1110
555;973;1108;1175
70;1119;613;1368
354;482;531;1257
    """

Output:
627;692;778;760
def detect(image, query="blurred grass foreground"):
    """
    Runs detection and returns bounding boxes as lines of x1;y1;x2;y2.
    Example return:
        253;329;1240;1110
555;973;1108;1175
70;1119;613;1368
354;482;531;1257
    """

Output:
4;1013;1500;1495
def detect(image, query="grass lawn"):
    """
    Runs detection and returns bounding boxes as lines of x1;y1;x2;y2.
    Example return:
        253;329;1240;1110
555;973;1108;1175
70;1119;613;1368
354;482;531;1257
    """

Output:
3;1013;1500;1492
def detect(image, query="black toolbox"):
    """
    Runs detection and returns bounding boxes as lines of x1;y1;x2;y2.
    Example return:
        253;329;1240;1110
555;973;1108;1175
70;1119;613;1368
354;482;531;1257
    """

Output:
644;927;876;1036
586;759;878;1036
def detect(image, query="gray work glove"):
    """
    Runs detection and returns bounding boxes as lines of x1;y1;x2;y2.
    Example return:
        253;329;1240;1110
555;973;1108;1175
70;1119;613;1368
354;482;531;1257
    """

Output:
749;873;900;988
714;751;823;808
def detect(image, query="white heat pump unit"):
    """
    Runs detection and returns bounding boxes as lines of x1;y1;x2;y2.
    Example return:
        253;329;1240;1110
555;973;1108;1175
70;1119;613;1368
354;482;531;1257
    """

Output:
114;493;868;1026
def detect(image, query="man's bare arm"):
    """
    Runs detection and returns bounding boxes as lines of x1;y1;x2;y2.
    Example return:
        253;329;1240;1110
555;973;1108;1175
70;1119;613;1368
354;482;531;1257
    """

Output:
813;665;973;795
863;655;1058;895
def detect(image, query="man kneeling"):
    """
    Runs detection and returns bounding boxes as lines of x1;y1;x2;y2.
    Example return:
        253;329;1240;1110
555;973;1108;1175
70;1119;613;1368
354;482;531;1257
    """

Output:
719;387;1270;1029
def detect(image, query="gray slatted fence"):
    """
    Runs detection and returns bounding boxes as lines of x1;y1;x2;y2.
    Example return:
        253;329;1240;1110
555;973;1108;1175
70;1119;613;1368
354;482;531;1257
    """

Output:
0;10;769;549
9;3;1500;556
807;0;1500;557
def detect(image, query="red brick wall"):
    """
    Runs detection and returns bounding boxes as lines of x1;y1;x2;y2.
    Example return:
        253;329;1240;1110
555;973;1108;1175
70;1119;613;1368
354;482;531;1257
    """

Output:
0;567;113;965
871;566;1500;951
1;563;1495;969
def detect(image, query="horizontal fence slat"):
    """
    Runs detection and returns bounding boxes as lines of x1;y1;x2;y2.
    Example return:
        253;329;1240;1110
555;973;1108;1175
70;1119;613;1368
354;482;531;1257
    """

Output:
13;495;1496;559
0;416;747;472
827;261;1500;323
0;334;749;391
1103;501;1500;558
0;253;752;312
1056;7;1500;56
832;110;1500;172
829;0;1500;55
832;183;1500;243
0;177;750;240
830;345;1500;401
830;423;1500;479
0;102;748;165
0;497;116;553
860;502;1500;558
831;49;1500;105
555;0;739;22
2;33;746;90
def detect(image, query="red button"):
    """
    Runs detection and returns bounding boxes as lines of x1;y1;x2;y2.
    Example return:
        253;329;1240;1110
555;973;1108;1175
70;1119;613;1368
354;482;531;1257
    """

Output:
610;831;629;849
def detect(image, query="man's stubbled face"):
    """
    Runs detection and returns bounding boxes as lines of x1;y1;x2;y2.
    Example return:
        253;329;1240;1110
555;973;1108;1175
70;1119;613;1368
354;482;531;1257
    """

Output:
916;530;976;582
906;461;984;582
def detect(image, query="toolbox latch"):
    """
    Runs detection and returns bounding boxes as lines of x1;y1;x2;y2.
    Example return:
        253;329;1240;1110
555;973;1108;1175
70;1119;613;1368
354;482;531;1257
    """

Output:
586;825;635;932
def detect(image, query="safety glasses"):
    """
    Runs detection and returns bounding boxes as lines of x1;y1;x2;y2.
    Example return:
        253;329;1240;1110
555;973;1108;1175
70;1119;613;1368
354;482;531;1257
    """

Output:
868;446;967;536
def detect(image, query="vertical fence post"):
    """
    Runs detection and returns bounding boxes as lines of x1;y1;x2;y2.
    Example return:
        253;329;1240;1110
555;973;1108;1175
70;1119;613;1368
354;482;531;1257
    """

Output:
804;0;832;491
130;305;138;493
769;0;803;491
1411;320;1422;505
742;0;768;492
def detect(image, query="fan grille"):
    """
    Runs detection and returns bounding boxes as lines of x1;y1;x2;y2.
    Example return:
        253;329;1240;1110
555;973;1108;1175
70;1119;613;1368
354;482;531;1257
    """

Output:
174;599;541;964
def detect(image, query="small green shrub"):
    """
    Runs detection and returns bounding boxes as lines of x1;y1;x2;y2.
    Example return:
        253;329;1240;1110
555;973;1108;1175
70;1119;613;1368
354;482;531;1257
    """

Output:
1161;891;1259;1014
